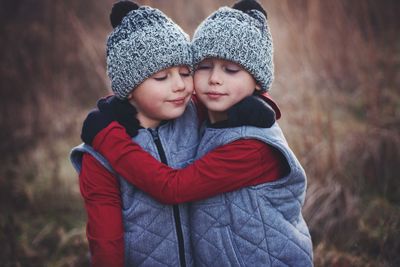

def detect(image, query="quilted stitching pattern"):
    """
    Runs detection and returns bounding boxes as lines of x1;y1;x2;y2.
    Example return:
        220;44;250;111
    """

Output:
190;124;313;266
70;102;199;266
190;191;272;266
121;124;196;267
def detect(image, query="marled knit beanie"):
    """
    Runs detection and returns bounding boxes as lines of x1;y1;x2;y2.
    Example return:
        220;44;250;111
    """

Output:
106;1;192;99
192;0;274;92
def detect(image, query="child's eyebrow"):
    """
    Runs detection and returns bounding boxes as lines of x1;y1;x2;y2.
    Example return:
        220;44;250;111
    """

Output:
199;60;212;64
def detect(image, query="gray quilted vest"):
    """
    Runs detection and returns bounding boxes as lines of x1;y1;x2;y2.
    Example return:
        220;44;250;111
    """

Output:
190;123;313;267
70;102;199;267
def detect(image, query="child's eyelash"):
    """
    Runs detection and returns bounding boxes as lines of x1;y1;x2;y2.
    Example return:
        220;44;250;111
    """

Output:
225;68;240;73
154;76;167;81
197;65;212;70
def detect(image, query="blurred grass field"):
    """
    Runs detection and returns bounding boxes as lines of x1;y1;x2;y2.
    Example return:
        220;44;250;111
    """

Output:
1;0;399;266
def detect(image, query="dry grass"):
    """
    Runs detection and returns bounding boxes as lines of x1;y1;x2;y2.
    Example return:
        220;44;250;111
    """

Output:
1;0;399;266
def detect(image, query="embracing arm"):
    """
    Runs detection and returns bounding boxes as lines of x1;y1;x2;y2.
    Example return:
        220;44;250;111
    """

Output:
93;122;288;205
79;154;124;267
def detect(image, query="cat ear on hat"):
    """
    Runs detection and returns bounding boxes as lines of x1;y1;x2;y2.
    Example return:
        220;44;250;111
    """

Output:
110;0;140;28
232;0;268;18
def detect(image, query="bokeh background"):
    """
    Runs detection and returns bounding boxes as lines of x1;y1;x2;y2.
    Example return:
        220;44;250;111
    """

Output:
1;0;399;266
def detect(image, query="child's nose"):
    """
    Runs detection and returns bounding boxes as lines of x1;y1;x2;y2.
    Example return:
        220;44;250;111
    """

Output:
209;68;222;85
172;76;185;92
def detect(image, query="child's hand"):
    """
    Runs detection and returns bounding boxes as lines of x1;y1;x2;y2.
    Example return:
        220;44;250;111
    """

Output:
227;95;276;128
97;96;140;137
81;108;113;146
80;96;140;145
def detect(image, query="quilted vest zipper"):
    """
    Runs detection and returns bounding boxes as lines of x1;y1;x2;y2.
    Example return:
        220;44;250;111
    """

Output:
149;128;187;267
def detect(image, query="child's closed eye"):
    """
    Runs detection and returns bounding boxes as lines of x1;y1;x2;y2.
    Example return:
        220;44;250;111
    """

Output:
197;63;212;70
153;75;167;81
224;64;241;74
180;72;191;77
179;67;191;77
177;66;191;77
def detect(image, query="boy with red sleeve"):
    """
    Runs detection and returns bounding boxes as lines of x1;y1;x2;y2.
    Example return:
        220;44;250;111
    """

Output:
71;1;278;266
71;2;199;266
79;1;313;266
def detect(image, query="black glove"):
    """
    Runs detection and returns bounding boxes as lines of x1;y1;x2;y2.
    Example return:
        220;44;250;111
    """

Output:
97;96;141;137
227;95;276;128
81;108;113;145
80;96;141;145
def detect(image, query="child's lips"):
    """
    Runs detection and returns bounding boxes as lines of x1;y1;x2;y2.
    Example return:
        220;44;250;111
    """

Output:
167;96;187;105
205;92;227;100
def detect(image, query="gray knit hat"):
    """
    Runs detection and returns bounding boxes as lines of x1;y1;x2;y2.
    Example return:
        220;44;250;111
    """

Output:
106;3;192;99
192;2;274;91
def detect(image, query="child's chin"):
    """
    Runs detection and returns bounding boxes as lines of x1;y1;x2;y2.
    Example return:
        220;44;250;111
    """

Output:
165;108;186;120
204;104;228;113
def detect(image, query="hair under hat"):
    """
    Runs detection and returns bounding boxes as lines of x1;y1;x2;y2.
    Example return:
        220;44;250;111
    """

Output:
192;0;274;92
106;1;192;99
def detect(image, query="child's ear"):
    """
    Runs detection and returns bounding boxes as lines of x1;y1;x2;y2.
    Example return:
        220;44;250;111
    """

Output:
255;84;261;91
127;93;136;106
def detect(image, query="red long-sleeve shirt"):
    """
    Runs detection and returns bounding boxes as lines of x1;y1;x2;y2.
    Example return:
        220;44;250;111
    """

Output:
80;153;124;267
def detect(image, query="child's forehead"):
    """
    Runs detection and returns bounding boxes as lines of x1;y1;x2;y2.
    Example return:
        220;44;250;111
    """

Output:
154;65;190;72
200;57;241;66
